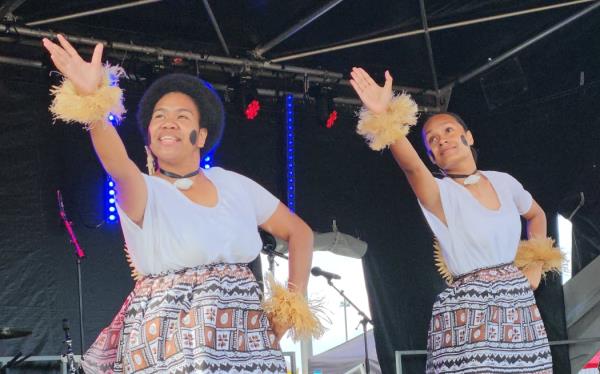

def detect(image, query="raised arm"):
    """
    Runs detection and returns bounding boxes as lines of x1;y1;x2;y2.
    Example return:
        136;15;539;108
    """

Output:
43;35;146;224
350;67;445;223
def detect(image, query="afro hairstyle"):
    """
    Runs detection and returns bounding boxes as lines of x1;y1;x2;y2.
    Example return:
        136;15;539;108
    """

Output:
137;73;225;154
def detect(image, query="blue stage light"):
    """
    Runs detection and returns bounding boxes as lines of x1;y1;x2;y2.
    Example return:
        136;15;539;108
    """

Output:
285;95;295;212
106;176;119;223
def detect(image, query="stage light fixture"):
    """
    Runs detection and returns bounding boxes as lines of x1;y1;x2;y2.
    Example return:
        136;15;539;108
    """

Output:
227;75;261;120
309;84;337;128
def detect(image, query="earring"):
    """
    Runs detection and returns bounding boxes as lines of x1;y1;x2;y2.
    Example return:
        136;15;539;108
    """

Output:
145;146;156;176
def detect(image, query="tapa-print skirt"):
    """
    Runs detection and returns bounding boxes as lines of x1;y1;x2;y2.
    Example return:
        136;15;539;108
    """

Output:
426;263;553;373
82;263;286;374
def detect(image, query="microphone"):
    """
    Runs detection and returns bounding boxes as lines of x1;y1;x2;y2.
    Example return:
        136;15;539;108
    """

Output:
311;266;341;281
57;190;66;218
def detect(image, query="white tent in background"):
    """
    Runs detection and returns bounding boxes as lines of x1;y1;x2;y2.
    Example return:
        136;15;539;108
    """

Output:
578;350;600;373
271;220;368;258
308;329;381;374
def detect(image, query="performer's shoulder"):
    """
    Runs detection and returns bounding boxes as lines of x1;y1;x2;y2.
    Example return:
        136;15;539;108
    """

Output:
204;166;256;185
482;170;511;178
205;166;242;180
482;170;521;184
204;166;226;176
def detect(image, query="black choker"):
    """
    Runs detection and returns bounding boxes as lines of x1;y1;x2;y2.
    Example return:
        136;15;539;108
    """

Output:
445;169;477;179
159;168;200;190
159;168;200;179
445;170;481;185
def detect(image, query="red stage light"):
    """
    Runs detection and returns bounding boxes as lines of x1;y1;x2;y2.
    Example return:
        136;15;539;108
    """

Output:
326;110;338;128
245;99;260;120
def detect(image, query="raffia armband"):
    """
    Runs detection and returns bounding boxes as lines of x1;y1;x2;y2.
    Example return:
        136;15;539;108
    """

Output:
514;237;565;278
49;65;126;127
356;93;419;151
261;274;326;342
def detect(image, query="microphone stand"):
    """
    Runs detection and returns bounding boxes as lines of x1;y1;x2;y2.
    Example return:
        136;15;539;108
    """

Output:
62;319;78;374
57;191;86;363
263;247;288;274
325;278;372;374
260;231;288;274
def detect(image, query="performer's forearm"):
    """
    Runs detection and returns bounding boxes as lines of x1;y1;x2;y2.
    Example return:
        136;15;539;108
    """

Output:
287;221;313;294
526;209;547;240
89;120;137;180
390;136;443;221
390;136;427;174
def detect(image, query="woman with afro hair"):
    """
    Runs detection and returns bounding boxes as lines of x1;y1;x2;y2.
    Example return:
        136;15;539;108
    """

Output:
43;35;316;374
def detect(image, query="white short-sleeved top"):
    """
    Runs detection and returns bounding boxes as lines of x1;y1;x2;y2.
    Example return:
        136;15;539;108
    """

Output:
116;167;280;275
419;171;533;276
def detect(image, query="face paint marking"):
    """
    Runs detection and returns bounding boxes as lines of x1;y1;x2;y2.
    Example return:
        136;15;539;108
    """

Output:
189;130;198;145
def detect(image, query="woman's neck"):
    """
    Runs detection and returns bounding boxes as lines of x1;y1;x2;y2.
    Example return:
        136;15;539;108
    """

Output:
443;159;477;176
157;156;201;177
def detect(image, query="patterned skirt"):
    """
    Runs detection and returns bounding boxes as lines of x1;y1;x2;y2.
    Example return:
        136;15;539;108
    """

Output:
426;263;553;374
82;263;286;374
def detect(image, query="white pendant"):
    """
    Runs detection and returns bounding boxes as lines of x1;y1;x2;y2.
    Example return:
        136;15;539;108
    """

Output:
173;178;194;190
463;174;481;185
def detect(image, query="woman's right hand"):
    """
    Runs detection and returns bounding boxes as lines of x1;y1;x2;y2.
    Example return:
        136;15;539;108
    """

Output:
269;318;290;348
349;67;394;114
522;260;543;291
42;34;104;96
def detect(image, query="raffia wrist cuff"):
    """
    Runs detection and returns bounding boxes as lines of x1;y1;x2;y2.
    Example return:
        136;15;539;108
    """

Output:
261;274;326;341
356;93;419;151
49;64;126;127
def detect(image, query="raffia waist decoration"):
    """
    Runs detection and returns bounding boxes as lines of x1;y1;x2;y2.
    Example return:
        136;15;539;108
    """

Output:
433;237;565;285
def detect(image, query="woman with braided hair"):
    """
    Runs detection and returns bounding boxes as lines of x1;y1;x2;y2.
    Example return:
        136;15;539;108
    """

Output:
350;67;557;373
43;34;321;374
